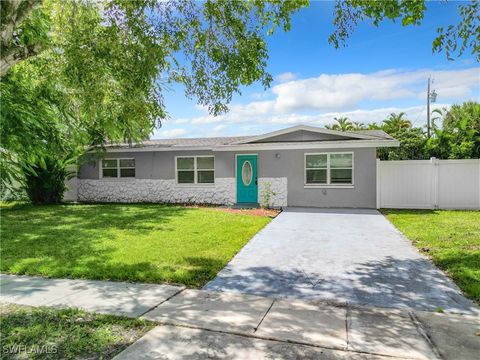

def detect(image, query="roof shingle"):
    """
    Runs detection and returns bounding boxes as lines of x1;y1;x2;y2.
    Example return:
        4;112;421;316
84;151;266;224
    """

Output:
105;128;393;149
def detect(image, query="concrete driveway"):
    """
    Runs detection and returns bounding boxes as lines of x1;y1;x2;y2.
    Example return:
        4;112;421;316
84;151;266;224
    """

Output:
205;208;478;314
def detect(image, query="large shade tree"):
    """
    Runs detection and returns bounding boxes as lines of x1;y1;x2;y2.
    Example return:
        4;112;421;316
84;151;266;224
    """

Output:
1;0;45;77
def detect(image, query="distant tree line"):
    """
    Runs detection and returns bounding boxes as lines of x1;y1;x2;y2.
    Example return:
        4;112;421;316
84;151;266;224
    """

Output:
325;101;480;160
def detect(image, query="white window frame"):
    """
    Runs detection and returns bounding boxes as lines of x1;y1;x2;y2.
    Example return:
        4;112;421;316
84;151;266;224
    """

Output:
175;155;215;185
100;158;136;179
304;152;354;188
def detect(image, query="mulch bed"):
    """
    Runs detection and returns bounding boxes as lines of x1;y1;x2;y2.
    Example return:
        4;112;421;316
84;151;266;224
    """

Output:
214;207;281;218
183;204;281;218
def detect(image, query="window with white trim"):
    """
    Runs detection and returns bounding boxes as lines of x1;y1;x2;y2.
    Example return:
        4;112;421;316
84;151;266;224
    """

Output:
176;156;214;184
102;158;135;178
305;152;353;185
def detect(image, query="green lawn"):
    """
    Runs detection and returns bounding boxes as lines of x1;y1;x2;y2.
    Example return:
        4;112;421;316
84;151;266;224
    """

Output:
382;209;480;303
0;303;154;359
0;203;271;287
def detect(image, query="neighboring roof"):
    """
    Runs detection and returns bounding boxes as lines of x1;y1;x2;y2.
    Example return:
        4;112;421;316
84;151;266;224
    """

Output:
103;125;398;152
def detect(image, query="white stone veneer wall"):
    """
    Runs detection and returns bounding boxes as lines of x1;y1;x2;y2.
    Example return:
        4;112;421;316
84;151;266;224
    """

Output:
258;177;287;208
78;178;236;205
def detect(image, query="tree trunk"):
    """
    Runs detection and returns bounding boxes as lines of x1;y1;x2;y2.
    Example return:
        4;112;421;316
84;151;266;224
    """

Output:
0;0;43;78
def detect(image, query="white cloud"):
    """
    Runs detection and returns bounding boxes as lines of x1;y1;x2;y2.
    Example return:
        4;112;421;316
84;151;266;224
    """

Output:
275;72;297;83
189;114;224;125
266;67;478;113
211;124;227;134
270;70;412;111
155;128;188;138
188;67;478;127
173;118;190;124
420;69;480;99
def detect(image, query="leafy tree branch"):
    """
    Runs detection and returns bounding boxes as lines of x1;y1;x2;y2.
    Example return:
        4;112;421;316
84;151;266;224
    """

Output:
329;0;479;62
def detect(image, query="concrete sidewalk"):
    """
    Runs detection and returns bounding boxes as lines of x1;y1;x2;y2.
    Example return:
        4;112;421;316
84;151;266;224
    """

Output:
0;274;184;317
1;274;479;360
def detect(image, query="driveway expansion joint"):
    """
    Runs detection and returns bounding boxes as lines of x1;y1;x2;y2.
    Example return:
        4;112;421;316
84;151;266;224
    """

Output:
253;298;275;333
408;311;443;360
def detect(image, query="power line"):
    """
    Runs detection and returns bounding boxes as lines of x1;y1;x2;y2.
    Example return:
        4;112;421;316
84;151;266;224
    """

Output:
411;105;426;128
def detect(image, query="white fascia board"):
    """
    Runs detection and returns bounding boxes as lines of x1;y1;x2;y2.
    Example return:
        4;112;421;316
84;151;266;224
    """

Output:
213;139;400;151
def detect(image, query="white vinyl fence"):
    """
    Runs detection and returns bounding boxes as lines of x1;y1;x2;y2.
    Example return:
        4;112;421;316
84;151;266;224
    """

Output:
377;158;480;210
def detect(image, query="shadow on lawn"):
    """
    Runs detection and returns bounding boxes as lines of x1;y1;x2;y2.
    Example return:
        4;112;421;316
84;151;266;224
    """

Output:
1;204;226;286
205;256;480;314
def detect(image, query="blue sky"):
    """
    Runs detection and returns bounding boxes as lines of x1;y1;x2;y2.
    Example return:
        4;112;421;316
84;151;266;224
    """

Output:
154;1;480;139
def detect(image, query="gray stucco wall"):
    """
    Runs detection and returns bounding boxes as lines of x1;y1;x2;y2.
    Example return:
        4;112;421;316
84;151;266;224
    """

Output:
213;148;376;208
78;147;377;208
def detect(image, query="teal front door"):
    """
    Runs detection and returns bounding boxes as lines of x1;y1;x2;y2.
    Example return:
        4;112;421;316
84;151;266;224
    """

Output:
236;155;258;204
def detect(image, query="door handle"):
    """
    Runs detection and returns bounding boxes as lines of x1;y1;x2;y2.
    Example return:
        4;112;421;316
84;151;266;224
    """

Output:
255;178;258;185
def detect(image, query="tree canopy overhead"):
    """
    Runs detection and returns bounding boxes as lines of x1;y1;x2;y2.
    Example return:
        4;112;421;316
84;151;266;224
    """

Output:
1;0;308;143
330;0;480;61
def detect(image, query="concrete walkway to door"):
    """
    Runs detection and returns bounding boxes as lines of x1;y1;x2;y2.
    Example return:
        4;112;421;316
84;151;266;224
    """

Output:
205;208;479;315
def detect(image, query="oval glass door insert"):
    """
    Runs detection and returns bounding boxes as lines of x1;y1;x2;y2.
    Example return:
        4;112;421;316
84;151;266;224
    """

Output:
242;161;253;186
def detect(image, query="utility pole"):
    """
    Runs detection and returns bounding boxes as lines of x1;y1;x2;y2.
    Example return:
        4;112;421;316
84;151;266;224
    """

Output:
426;76;437;138
427;77;431;138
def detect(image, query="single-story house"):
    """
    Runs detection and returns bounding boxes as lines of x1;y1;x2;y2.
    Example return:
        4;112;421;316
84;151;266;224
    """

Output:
78;125;399;208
